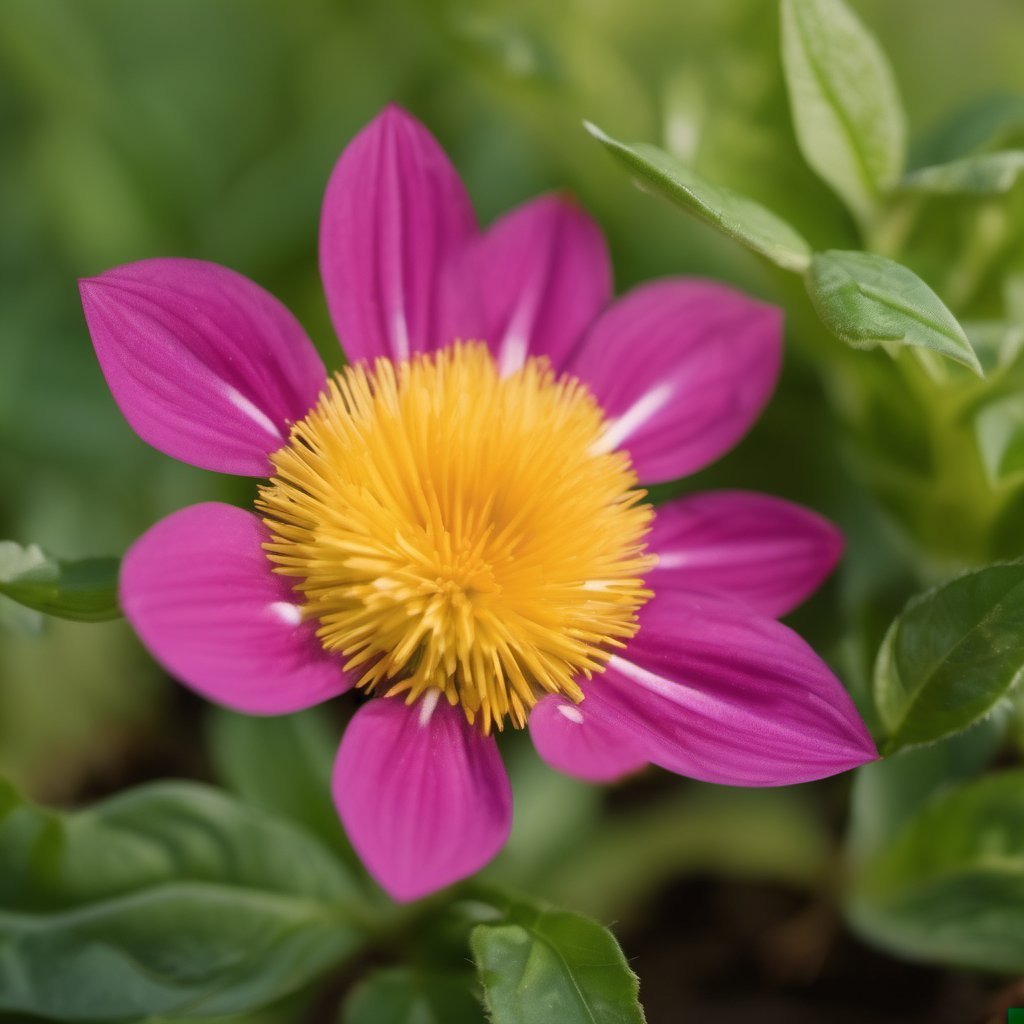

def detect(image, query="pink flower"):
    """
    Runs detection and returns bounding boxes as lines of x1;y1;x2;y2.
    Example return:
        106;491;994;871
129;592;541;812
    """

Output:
79;105;876;903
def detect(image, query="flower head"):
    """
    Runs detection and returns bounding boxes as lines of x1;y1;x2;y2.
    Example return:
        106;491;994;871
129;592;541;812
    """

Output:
80;105;876;902
258;342;654;732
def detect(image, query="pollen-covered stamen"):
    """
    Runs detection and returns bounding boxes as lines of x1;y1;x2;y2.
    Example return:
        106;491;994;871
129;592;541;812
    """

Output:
257;343;654;732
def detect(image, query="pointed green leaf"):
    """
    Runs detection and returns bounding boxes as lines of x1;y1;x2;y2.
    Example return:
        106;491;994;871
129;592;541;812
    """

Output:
780;0;906;223
904;150;1024;196
873;563;1024;754
0;780;368;1020
471;899;644;1024
849;771;1024;972
585;121;812;272
806;250;982;374
0;541;120;622
342;968;484;1024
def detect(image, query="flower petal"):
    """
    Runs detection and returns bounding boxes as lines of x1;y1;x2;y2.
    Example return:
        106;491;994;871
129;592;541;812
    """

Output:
478;194;611;374
528;694;647;782
647;491;843;617
121;502;350;714
80;258;326;476
567;280;782;484
579;590;876;786
333;696;512;902
320;105;481;363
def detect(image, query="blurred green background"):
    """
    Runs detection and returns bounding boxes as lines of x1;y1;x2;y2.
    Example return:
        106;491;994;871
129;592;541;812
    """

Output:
1;0;1022;907
5;2;1024;1019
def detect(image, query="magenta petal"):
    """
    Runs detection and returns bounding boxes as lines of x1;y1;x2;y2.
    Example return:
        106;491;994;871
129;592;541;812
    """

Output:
121;503;350;714
581;591;876;786
320;105;482;363
648;491;844;618
567;279;782;484
478;194;611;374
529;694;647;782
333;696;512;902
80;259;326;476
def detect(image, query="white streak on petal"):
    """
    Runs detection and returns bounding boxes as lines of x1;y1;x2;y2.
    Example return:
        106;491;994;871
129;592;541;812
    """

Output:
225;386;283;441
498;331;528;377
591;382;674;455
269;601;304;626
497;300;536;377
418;688;441;728
557;703;585;725
392;308;411;361
609;653;701;704
650;550;689;570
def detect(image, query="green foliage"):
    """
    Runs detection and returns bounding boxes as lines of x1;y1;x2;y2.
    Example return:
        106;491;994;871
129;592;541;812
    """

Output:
848;771;1024;972
975;392;1024;482
342;968;485;1024
780;0;906;224
873;563;1024;753
584;122;812;271
806;250;981;373
540;785;829;922
208;707;351;858
916;94;1024;166
0;542;119;623
0;542;47;634
903;150;1024;196
491;740;603;890
0;780;370;1020
847;718;1005;865
471;897;645;1024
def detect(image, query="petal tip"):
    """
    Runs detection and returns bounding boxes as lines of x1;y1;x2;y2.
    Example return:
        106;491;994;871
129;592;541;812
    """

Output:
823;519;846;569
361;102;429;145
380;100;414;122
78;270;119;309
320;105;480;363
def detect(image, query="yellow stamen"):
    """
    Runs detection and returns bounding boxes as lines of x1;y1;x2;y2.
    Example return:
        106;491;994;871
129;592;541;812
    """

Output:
258;342;654;732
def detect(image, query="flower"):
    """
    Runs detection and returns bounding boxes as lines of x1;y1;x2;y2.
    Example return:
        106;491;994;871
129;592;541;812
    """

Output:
79;105;876;902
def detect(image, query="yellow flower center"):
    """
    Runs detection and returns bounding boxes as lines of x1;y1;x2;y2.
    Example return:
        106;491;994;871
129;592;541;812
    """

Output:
258;342;654;732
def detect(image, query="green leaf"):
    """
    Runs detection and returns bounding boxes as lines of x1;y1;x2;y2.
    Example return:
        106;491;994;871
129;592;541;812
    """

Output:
584;121;812;272
873;563;1024;754
975;394;1024;482
0;541;119;622
342;967;484;1024
847;718;1004;865
208;707;352;858
471;899;645;1024
914;94;1024;166
0;543;46;635
903;150;1024;196
0;780;369;1020
806;250;982;374
848;771;1024;972
780;0;906;223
